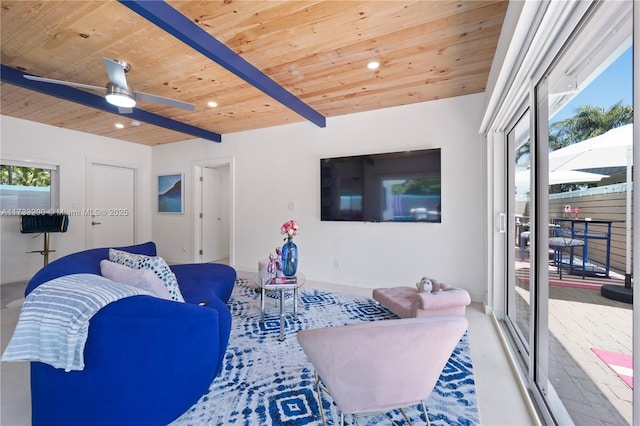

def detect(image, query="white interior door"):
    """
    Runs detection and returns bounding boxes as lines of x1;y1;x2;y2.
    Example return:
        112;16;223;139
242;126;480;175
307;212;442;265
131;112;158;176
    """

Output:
201;166;228;262
87;163;135;248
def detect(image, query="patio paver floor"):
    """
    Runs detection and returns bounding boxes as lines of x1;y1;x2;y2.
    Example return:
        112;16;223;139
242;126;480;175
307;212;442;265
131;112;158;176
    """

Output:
514;260;632;425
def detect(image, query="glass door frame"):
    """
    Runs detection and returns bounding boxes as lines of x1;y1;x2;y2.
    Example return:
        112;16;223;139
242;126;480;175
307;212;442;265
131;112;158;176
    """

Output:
531;74;574;424
504;106;533;372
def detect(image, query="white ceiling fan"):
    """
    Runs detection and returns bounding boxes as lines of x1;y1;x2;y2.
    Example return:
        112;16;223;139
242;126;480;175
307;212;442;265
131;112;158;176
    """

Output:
23;57;195;113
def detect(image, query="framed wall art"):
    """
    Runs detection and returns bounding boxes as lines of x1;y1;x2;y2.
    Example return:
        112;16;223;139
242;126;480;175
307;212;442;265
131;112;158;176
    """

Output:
158;173;184;214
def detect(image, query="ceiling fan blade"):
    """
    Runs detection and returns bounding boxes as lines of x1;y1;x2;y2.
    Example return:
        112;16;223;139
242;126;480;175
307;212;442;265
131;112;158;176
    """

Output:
102;57;129;89
134;91;195;111
23;75;105;92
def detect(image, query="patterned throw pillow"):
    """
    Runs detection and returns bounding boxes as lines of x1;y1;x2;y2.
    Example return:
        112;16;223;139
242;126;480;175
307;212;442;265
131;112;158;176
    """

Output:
108;249;184;302
100;260;173;301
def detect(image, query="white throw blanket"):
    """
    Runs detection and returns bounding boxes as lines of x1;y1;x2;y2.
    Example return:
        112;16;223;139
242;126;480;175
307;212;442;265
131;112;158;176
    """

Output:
2;273;150;372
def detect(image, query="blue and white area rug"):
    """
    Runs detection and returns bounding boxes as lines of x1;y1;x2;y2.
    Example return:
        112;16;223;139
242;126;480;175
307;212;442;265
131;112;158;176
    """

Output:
171;279;478;425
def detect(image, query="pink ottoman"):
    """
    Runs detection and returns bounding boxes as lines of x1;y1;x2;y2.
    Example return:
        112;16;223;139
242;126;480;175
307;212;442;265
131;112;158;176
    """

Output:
372;286;470;318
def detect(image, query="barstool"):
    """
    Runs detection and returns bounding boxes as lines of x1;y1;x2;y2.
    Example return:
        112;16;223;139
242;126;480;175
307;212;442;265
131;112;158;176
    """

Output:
549;236;585;279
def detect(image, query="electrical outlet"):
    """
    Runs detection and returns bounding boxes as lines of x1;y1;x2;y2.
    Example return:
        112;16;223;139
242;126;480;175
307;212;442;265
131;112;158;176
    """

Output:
333;258;339;268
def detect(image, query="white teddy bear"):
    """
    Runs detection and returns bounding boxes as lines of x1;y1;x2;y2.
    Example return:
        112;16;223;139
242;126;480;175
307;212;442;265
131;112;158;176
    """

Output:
416;276;454;293
416;277;433;293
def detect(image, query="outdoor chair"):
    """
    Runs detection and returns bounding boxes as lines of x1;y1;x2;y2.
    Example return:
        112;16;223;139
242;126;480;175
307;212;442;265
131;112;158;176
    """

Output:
297;316;468;426
549;227;585;279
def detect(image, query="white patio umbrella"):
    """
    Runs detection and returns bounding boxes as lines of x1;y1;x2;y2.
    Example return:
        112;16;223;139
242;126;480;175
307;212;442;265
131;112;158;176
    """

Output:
515;169;608;186
548;124;633;172
548;123;633;287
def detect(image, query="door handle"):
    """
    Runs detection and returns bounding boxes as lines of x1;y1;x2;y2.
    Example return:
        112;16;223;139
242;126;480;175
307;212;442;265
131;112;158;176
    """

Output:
91;221;102;225
498;213;506;233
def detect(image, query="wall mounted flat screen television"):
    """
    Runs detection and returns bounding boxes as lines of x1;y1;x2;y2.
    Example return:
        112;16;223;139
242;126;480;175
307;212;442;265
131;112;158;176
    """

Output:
320;148;441;223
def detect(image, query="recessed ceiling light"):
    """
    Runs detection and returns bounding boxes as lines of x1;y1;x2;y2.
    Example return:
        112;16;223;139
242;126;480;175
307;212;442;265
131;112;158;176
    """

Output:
130;120;141;127
115;123;125;129
207;101;218;108
367;61;381;70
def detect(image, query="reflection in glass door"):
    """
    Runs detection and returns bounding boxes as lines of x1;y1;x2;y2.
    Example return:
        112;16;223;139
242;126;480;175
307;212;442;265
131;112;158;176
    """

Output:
506;110;532;359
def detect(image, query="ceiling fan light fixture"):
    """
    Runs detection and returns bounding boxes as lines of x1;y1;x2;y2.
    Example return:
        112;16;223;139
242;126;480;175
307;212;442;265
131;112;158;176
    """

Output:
105;83;136;108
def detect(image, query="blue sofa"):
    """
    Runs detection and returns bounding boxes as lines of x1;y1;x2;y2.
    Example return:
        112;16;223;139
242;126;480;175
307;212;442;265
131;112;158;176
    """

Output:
24;241;236;426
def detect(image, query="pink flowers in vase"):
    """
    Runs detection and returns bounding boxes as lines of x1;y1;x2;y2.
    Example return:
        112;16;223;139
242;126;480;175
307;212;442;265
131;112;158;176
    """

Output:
280;220;299;277
265;221;299;279
280;219;299;241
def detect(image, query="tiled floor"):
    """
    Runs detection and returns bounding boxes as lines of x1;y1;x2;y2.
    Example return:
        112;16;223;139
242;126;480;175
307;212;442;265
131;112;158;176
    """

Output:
0;276;537;426
1;282;31;425
548;286;632;425
3;268;633;425
513;262;633;425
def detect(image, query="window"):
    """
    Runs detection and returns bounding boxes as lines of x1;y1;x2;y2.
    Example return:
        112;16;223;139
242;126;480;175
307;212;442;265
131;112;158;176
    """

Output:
0;161;59;213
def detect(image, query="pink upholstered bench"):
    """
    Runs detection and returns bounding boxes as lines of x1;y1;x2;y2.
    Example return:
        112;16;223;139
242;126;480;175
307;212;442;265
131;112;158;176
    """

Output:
372;286;470;318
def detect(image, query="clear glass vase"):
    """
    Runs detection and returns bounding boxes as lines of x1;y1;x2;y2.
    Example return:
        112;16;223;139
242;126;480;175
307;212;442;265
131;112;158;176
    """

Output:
281;239;298;277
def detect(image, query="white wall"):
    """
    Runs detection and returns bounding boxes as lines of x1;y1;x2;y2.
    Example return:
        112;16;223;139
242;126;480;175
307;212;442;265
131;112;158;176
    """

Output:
153;93;487;301
0;116;153;284
0;94;487;298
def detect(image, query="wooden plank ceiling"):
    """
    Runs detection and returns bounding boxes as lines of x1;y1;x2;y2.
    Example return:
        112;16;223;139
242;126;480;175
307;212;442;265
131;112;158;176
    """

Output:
0;1;508;145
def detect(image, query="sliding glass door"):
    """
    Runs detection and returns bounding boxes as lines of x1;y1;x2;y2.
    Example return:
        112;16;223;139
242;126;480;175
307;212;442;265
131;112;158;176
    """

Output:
503;2;634;424
537;3;633;422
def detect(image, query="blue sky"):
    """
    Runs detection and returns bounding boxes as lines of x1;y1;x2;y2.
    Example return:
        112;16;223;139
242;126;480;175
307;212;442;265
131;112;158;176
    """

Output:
552;47;633;124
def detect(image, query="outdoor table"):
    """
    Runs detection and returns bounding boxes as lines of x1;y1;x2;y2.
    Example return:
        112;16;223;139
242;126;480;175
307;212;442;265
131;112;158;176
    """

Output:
552;218;612;278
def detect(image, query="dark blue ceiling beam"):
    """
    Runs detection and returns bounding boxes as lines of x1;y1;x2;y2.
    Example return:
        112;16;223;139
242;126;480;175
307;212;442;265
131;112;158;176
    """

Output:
1;65;222;143
120;0;326;128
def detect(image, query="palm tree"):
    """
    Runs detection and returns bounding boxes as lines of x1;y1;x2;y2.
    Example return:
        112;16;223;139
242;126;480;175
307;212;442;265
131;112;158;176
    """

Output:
549;102;633;151
546;103;633;194
0;165;50;187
